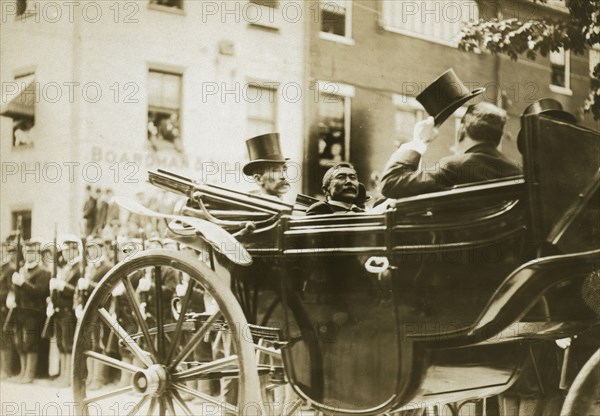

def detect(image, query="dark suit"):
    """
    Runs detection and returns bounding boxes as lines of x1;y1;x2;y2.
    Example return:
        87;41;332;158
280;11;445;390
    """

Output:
83;197;97;235
94;200;108;235
380;143;522;199
306;201;365;216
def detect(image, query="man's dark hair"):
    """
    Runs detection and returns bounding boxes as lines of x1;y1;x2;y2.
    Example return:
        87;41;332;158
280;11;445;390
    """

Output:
322;162;356;191
462;102;507;146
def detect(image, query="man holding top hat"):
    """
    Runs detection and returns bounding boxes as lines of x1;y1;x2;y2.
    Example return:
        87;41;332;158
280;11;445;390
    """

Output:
380;69;521;199
243;133;291;201
10;237;51;383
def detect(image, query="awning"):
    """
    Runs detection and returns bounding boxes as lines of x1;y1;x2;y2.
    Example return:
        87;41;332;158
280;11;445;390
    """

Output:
1;80;35;118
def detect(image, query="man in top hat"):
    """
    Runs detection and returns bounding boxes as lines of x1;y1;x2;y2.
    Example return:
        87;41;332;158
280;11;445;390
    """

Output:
243;133;291;200
307;163;367;215
10;238;51;383
1;238;18;379
380;69;521;199
49;234;82;387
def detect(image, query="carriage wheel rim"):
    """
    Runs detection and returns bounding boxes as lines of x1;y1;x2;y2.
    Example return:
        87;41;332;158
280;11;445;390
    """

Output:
72;250;266;415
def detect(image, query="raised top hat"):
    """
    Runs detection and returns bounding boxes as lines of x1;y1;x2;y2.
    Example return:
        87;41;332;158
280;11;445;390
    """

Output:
243;133;289;176
517;98;576;153
417;68;485;127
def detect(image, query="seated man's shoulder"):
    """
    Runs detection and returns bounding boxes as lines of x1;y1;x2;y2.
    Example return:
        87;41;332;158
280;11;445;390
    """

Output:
306;201;334;216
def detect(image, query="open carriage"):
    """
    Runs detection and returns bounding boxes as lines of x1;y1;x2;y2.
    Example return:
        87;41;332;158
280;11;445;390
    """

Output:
72;114;600;415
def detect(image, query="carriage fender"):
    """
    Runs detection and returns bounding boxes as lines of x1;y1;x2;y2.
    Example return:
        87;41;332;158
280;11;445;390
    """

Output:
115;196;252;266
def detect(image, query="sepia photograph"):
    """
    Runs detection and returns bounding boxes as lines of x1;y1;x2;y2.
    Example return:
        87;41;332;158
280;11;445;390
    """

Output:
1;0;599;415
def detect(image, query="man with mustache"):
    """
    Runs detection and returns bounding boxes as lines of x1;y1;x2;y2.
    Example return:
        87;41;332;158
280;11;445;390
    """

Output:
307;163;365;215
243;133;291;201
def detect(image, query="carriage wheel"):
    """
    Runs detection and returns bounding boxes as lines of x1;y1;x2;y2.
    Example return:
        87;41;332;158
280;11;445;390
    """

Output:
560;348;600;416
72;250;264;416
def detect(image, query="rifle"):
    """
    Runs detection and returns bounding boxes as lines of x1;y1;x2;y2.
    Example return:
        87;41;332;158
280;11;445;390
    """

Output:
41;223;58;339
3;216;23;333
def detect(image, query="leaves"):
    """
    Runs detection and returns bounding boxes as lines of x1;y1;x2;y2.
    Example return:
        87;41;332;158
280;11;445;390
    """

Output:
458;0;600;120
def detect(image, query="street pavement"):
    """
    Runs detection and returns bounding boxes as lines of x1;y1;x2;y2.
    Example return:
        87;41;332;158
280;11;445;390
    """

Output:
0;378;310;416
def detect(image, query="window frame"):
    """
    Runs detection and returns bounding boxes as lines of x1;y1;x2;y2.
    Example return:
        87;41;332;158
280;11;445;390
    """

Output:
147;68;184;152
246;82;279;138
549;48;572;96
319;0;354;46
392;94;426;145
381;0;479;48
11;209;33;241
9;71;36;150
317;80;354;162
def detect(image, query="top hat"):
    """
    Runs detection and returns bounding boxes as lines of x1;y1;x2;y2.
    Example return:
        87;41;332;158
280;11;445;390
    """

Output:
517;98;576;153
417;69;485;127
243;133;288;176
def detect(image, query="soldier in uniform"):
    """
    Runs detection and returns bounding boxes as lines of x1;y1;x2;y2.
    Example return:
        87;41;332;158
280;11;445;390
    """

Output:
75;236;113;390
1;238;18;379
10;238;51;383
48;234;82;387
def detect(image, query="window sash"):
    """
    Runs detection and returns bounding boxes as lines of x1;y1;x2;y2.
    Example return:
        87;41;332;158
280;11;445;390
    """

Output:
381;0;478;46
148;71;182;111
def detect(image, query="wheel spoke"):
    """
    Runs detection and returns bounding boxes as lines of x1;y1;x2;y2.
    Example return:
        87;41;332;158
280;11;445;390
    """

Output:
154;266;165;362
126;394;150;416
164;394;177;416
166;279;197;364
174;382;238;414
147;397;158;416
172;355;239;380
171;389;194;416
159;397;166;416
168;311;221;370
83;386;133;405
98;308;153;368
84;350;143;373
123;275;159;363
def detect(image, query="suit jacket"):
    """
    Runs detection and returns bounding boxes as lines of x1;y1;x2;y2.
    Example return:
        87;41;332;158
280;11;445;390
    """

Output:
380;143;522;199
306;201;364;216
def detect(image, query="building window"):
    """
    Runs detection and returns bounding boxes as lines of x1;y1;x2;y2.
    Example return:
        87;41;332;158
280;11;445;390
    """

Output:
1;72;35;148
381;0;479;47
317;81;354;167
15;0;37;17
147;70;183;152
393;95;425;146
246;84;277;138
149;0;183;9
320;0;353;44
549;48;572;95
11;210;32;241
